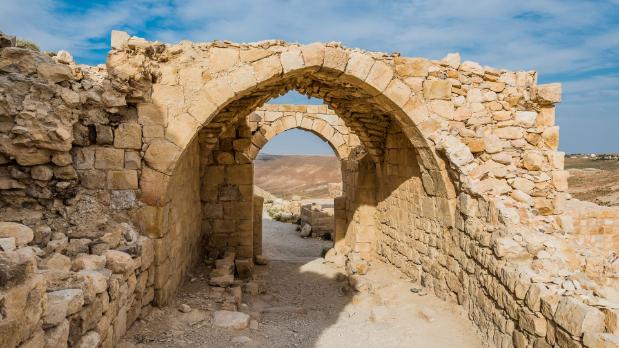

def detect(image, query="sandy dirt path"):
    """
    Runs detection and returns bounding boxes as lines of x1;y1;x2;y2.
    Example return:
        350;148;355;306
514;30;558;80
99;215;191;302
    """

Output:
120;213;484;348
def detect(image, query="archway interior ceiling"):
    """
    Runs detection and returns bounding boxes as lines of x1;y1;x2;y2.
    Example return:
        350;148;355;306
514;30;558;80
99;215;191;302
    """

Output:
197;72;395;163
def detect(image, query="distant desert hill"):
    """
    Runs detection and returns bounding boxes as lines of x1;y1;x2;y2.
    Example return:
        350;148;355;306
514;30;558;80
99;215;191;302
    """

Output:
254;154;341;199
565;157;619;207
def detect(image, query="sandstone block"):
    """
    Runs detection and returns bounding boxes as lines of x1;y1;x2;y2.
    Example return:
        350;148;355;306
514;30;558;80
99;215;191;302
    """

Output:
495;127;524;140
106;170;138;189
395;57;430;77
44;289;84;326
0;222;34;246
423;80;451;100
523;152;545;171
72;254;106;271
144;139;181;174
104;250;134;274
94;147;124;170
37;63;73;82
554;298;605;337
114;123;142;149
537;83;562;104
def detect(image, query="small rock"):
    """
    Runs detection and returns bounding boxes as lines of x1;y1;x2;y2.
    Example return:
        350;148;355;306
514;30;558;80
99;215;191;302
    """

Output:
179;304;191;313
213;310;250;330
254;254;268;265
300;223;312;237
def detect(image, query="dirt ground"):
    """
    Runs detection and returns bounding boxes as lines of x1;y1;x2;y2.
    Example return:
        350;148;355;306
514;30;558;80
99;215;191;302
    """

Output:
565;157;619;206
120;213;484;348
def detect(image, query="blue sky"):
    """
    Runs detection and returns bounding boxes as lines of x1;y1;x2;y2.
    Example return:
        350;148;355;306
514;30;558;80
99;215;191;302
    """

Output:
1;0;618;155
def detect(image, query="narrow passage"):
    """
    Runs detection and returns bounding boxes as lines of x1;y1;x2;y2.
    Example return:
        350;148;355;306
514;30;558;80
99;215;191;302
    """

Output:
120;212;484;348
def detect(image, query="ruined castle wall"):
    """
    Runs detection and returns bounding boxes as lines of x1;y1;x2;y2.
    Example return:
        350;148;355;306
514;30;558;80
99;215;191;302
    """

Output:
0;39;156;347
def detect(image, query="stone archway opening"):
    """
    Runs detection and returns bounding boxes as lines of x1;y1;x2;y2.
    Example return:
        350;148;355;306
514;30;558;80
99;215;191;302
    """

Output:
145;63;455;305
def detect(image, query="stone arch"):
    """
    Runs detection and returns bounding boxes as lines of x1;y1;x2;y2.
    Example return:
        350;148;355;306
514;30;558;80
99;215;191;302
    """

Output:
246;104;360;161
136;44;457;209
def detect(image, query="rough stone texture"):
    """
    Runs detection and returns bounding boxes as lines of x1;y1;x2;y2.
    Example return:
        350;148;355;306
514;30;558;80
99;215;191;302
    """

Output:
0;30;616;348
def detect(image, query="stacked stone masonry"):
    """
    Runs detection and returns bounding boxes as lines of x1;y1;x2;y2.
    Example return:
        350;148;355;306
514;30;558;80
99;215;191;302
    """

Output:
0;29;617;347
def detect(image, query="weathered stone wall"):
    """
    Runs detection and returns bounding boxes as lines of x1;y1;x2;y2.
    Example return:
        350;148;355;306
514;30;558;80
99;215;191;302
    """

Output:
0;34;155;347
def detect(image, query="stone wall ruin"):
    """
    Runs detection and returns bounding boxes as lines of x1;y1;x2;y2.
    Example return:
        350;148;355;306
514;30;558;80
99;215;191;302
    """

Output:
0;29;618;347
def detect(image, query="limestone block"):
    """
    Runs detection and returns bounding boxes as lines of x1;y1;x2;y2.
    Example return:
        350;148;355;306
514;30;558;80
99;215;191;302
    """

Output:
105;250;134;274
251;54;282;82
554;298;605;337
94;147;124;170
165;112;200;148
537;83;562;104
106;170;138;189
79;169;106;189
323;46;348;71
395;57;430;77
345;51;374;81
140;167;171;206
537;107;555;127
423;80;451;100
0;177;25;189
37;63;73;83
73;147;95;170
0;222;33;246
522;152;545;171
207;47;239;73
138;103;166;126
124;150;141;169
204;78;238;109
542;126;559;150
495;126;524;140
515;111;537;127
144;139;181;174
114;123;142;149
79;270;109;294
383;79;412;107
301;43;325;67
460;60;484;75
365;60;393;93
228;64;257;93
552;171;569;192
110;30;130;49
44;289;84;326
280;47;304;73
72;254;106;271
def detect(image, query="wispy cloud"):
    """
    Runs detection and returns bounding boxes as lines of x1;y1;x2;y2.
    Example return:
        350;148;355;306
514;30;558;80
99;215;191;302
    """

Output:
0;0;617;152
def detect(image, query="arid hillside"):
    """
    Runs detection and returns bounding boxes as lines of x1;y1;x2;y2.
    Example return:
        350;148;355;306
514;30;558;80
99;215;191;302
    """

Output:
254;154;341;199
566;157;619;206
